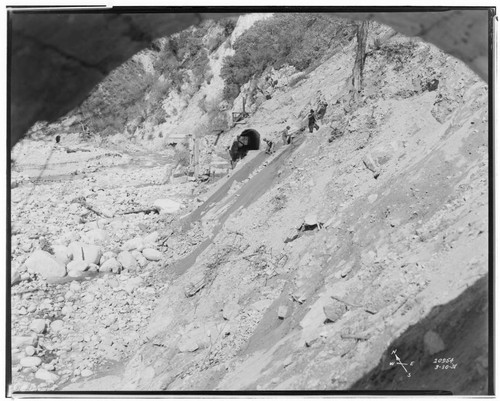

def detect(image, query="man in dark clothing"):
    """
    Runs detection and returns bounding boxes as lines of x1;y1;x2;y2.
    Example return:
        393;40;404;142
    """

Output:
307;109;319;133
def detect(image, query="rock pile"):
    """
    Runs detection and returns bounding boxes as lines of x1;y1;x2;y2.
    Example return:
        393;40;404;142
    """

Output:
13;229;166;285
11;221;168;392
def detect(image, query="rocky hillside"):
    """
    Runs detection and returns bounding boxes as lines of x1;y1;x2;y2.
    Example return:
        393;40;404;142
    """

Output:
10;14;489;395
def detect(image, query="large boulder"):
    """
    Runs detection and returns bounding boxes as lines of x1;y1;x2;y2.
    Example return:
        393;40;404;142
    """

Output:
82;244;102;265
67;241;84;261
24;250;66;279
303;213;319;227
100;251;116;265
153;199;183;214
35;368;59;382
143;231;159;246
68;269;85;278
131;251;148;268
11;269;22;286
142;248;163;261
99;258;122;274
122;237;145;252
12;336;37;349
67;260;89;273
29;319;47;334
362;141;401;176
52;245;71;265
20;356;42;368
117;251;138;271
50;320;64;333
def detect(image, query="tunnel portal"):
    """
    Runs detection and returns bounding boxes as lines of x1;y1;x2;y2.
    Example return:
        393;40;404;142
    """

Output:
229;128;261;164
240;129;260;150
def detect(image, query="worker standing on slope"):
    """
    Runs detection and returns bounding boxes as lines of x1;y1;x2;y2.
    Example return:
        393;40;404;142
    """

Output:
281;126;292;145
263;138;276;154
316;101;328;120
307;109;320;133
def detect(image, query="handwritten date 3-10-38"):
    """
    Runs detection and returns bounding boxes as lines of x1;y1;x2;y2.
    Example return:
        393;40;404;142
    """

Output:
433;357;458;370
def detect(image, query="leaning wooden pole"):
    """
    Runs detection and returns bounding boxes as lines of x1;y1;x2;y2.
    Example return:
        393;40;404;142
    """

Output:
351;20;369;104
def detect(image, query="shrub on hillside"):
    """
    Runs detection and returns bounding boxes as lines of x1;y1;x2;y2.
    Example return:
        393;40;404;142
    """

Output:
152;20;225;97
207;111;229;132
204;18;236;53
198;95;230;133
174;144;191;167
374;40;419;69
191;53;212;90
222;83;241;104
372;37;383;51
149;79;171;104
219;17;237;37
79;60;156;135
221;13;356;103
205;22;233;53
78;18;239;138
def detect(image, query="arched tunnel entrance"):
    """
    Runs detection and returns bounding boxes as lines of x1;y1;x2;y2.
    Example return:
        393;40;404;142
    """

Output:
229;128;261;164
240;129;260;150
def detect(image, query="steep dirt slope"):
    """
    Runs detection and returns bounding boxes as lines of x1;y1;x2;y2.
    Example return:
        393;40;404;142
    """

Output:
63;32;489;393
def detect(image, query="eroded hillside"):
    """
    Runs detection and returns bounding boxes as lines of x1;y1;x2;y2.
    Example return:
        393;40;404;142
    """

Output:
10;14;489;395
114;35;488;393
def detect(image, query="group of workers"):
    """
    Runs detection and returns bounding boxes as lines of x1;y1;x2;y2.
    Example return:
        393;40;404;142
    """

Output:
263;106;324;154
229;101;328;161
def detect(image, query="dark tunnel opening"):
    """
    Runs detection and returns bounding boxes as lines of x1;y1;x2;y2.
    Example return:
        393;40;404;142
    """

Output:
229;129;261;164
240;129;260;150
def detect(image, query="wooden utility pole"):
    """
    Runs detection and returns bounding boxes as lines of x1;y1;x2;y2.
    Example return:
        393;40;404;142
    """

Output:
351;20;369;104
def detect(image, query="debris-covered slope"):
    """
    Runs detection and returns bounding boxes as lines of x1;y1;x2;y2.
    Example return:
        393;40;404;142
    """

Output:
10;18;488;395
67;32;487;392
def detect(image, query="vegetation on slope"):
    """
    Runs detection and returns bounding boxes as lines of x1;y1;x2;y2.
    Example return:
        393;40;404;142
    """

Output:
220;13;356;103
76;14;356;139
78;18;237;138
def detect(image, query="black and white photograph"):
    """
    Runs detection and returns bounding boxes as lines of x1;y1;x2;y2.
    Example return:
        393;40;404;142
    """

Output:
7;6;493;396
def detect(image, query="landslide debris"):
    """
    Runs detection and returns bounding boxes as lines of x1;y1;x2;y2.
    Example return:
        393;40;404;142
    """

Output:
10;17;489;395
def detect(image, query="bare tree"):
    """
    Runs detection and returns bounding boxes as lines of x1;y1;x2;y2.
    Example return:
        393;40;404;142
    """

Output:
351;20;369;104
